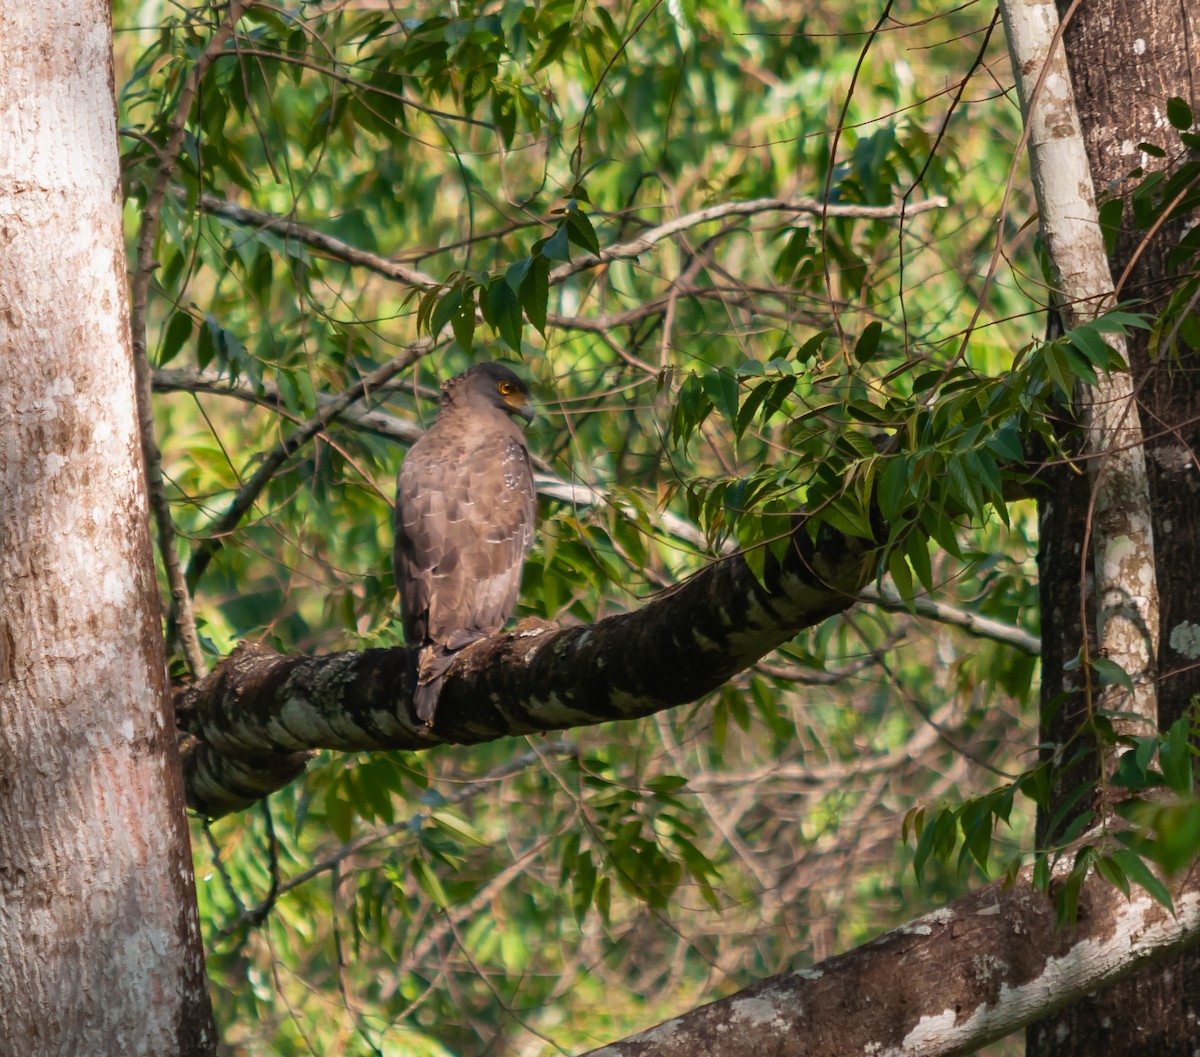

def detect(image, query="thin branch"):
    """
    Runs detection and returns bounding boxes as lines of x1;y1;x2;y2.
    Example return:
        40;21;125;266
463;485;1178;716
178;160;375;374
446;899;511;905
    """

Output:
216;742;574;936
859;582;1041;655
196;191;947;295
130;2;251;677
197;192;440;288
549;195;948;284
687;697;960;790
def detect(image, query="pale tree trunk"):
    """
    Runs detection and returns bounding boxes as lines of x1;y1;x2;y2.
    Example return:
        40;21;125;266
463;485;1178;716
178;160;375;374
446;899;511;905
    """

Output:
0;3;217;1054
1015;0;1200;1053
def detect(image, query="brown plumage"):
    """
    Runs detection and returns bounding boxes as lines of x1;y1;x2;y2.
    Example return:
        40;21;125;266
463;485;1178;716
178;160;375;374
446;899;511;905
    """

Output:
394;362;536;724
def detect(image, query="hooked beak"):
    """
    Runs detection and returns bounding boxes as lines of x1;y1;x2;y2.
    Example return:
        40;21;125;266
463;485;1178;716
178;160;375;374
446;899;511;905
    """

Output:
507;396;535;425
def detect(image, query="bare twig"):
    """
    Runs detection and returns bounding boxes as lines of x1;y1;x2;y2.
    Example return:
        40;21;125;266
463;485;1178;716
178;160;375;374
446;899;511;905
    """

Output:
198;192;440;288
550;195;947;284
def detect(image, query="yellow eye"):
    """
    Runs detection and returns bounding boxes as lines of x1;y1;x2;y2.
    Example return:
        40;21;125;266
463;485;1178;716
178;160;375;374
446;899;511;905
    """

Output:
498;381;514;395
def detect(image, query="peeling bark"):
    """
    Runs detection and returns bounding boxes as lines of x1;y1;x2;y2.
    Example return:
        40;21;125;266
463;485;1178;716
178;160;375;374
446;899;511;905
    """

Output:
0;2;216;1052
179;522;877;817
578;858;1200;1057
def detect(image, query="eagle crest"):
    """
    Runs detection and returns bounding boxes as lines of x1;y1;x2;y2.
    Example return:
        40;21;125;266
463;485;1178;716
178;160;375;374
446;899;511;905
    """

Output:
394;362;537;724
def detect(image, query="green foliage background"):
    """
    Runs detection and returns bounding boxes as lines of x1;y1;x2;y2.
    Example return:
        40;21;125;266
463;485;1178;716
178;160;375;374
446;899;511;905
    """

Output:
109;1;1092;1053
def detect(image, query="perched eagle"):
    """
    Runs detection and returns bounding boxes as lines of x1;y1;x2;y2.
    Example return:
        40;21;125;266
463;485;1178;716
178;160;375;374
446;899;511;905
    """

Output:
394;362;537;724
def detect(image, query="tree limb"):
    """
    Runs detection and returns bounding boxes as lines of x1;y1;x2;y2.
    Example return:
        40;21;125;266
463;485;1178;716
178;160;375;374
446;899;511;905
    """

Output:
578;857;1200;1057
154;367;1041;657
178;518;877;817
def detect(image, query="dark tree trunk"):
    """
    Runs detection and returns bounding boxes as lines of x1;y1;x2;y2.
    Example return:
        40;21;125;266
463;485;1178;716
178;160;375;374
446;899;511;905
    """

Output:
1029;1;1200;1053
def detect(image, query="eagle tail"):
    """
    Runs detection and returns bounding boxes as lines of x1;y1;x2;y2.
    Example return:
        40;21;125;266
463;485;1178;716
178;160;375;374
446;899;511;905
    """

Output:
412;644;458;725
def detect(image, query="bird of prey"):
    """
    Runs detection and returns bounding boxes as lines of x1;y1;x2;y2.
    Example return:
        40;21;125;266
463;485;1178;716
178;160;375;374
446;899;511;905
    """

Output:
394;362;537;724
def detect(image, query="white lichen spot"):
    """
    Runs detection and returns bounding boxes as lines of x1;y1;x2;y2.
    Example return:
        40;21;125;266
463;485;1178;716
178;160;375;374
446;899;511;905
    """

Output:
794;967;824;980
1169;622;1200;661
972;953;1006;983
900;923;933;936
730;996;785;1030
1151;442;1194;474
901;1010;958;1049
1120;139;1137;156
598;1015;682;1053
1055;1022;1070;1042
1133;38;1146;55
975;902;1002;917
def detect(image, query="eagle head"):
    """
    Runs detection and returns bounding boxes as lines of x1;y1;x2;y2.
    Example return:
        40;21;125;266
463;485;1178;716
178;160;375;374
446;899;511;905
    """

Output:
444;361;535;424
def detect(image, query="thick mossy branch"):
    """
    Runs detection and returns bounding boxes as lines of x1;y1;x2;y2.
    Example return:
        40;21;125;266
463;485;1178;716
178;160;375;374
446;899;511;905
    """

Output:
179;518;876;817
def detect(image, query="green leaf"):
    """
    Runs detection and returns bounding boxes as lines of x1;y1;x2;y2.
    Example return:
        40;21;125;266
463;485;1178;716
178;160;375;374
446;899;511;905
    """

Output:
430;810;488;847
887;548;913;602
701;367;739;428
1110;848;1173;909
571;851;597;923
1091;656;1135;693
541;223;571;261
487;278;524;351
1094;854;1130;899
565;206;600;255
325;790;353;843
876;456;911;521
1167;96;1194;130
430;286;462;336
906;532;934;593
159;310;194;367
520;254;550;335
855;321;883;364
1159;716;1194;795
645;774;689;793
505;255;533;293
794;329;830;363
1056;846;1093;925
451;287;476;352
1098;197;1124;256
411;856;449;909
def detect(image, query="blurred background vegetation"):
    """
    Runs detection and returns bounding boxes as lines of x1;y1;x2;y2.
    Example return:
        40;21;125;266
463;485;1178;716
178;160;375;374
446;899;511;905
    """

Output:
114;1;1046;1053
